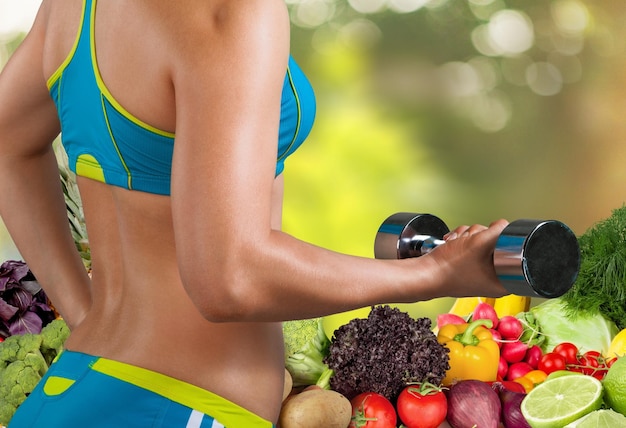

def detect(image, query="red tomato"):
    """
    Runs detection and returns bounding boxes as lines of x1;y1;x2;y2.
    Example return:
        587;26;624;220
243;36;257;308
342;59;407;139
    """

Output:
538;352;567;375
349;392;397;428
577;351;609;380
553;342;579;365
397;384;447;428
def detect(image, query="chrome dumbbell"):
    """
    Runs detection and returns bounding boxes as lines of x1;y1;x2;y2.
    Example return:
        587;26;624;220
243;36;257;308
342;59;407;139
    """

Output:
374;212;580;298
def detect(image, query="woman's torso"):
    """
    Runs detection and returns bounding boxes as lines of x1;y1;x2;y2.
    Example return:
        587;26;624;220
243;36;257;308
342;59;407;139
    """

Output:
40;0;310;421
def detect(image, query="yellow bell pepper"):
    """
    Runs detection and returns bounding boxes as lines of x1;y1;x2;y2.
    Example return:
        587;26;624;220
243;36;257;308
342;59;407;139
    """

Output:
437;319;500;386
608;328;626;359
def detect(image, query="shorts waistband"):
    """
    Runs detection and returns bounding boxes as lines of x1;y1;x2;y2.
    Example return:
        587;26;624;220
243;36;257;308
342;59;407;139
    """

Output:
57;351;273;428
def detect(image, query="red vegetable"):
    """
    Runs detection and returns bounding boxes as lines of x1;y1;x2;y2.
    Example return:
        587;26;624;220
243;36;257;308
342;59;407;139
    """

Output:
553;342;579;365
397;383;447;428
472;302;499;329
497;316;523;340
538;352;566;375
437;313;467;330
523;345;543;369
506;362;533;381
496;386;531;428
446;380;501;428
501;341;529;364
498;356;508;379
575;350;610;380
490;328;503;348
349;392;397;428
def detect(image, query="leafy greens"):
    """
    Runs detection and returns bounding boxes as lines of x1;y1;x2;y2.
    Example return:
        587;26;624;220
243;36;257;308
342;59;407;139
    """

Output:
561;205;626;330
0;260;56;338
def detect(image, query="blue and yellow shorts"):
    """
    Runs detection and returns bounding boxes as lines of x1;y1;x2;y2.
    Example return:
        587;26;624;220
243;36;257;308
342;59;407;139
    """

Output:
9;350;273;428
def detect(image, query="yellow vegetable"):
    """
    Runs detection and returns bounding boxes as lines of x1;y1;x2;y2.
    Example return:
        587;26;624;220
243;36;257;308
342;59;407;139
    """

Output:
437;319;500;385
493;294;531;319
607;328;626;359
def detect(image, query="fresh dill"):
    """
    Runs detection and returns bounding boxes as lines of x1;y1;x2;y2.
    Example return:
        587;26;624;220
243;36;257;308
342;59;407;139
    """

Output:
562;205;626;330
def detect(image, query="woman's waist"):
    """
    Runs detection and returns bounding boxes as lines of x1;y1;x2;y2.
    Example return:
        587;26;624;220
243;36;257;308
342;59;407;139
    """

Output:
65;311;286;418
41;350;275;427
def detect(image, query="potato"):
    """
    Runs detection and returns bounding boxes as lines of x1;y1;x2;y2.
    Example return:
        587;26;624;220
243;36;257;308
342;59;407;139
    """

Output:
283;369;293;402
278;388;352;428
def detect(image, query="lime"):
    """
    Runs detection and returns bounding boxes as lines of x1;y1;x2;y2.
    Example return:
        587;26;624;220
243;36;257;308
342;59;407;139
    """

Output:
520;375;603;428
546;370;583;381
563;409;626;427
603;356;626;416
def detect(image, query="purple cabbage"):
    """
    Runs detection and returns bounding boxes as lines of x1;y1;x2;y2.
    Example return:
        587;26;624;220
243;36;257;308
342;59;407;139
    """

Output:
0;260;55;338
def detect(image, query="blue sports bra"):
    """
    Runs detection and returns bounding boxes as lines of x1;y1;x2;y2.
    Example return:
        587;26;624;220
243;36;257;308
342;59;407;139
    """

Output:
48;0;316;195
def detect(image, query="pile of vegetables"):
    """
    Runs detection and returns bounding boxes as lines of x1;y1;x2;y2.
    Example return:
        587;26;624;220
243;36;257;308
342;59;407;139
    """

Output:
0;318;70;425
279;293;626;428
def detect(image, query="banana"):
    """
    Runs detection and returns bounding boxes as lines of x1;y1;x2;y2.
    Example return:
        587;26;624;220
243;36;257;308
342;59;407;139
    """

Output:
448;296;495;319
493;294;531;319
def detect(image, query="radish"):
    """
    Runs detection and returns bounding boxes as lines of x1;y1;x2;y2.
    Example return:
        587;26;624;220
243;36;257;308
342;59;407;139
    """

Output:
523;345;543;370
472;302;499;329
501;341;529;364
506;362;533;381
498;356;508;380
497;315;523;340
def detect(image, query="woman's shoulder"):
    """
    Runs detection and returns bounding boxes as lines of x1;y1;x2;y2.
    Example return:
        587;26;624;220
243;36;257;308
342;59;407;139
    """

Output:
170;0;289;41
166;0;291;77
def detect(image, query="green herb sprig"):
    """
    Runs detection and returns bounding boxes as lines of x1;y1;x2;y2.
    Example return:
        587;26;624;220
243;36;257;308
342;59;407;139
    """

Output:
562;205;626;330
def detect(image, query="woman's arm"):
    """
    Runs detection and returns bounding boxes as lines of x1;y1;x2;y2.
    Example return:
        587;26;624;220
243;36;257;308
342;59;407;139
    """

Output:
0;6;91;329
170;0;509;323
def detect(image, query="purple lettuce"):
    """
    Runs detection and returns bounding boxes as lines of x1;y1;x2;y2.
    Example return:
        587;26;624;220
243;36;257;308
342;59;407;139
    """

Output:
0;260;55;338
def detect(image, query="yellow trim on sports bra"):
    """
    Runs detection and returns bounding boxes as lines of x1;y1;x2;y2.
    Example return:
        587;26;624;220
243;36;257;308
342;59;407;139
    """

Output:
101;96;133;189
75;153;106;182
276;66;302;163
88;0;175;139
91;357;273;428
46;0;86;89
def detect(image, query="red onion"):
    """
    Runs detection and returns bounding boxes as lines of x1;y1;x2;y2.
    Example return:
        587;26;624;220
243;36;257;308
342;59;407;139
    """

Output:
497;387;531;428
446;380;501;428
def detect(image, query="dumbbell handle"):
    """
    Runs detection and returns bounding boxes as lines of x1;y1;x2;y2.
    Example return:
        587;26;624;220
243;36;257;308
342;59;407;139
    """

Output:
375;212;581;298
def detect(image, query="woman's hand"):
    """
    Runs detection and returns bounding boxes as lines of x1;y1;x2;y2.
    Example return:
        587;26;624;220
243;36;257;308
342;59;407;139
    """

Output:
427;219;510;299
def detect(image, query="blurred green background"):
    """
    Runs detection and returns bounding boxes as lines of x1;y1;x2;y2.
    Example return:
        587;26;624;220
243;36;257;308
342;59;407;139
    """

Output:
2;0;625;319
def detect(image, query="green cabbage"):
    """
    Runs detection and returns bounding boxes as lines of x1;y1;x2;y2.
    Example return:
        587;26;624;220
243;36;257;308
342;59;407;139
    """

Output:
530;298;619;355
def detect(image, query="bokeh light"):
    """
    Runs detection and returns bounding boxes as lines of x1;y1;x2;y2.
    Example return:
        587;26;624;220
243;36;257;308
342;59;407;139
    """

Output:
486;10;535;56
